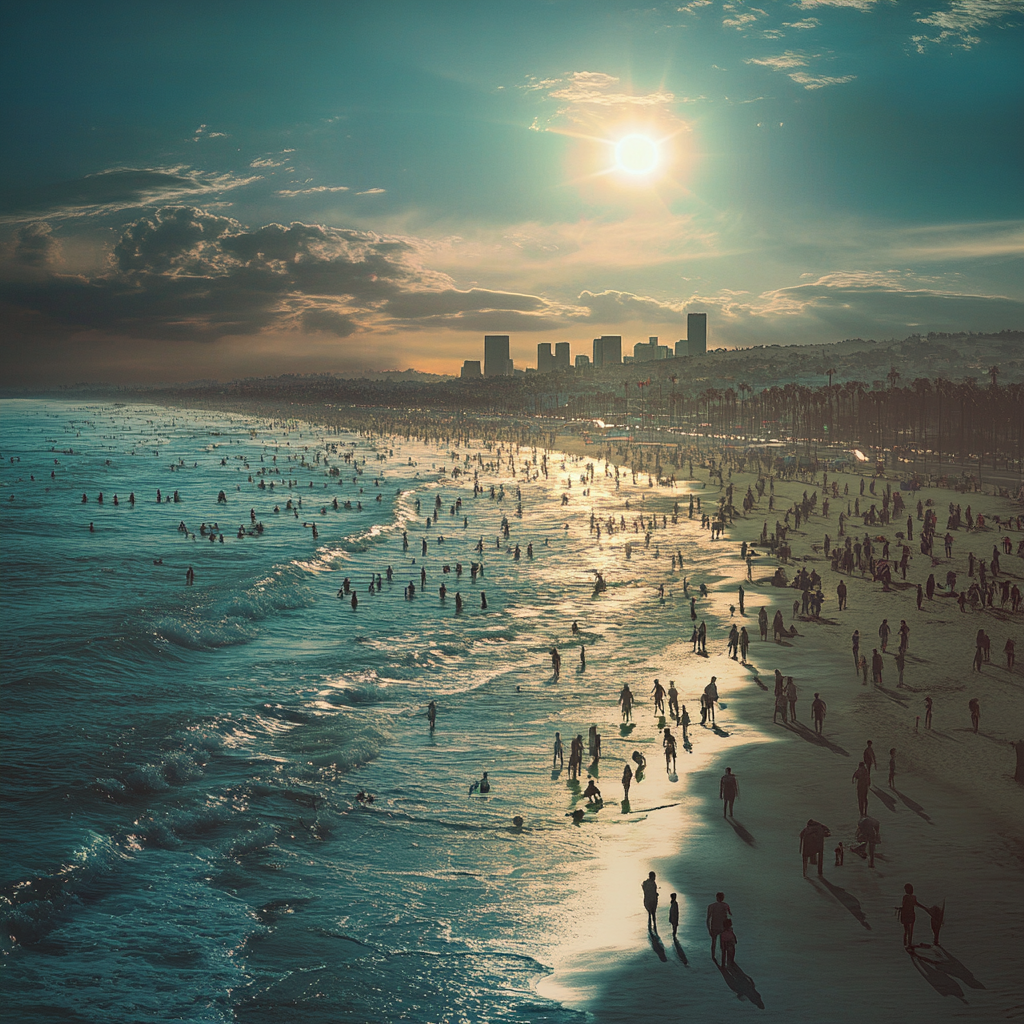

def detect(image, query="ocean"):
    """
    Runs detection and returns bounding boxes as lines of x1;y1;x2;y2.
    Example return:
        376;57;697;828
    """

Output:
1;398;736;1023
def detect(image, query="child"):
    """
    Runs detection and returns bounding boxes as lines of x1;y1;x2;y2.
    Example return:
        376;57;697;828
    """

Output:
669;893;680;939
834;841;845;866
720;918;737;966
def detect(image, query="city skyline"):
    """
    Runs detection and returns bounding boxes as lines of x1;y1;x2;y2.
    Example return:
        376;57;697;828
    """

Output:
1;1;1022;385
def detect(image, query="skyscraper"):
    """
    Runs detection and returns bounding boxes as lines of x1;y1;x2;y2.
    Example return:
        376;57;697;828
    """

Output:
554;342;570;370
484;335;512;376
593;335;622;367
537;343;554;374
687;314;707;356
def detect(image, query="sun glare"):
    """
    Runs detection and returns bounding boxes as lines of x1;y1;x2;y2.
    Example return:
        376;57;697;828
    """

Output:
614;134;659;175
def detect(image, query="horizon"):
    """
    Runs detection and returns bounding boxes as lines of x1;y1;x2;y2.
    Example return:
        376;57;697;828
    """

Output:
2;2;1022;384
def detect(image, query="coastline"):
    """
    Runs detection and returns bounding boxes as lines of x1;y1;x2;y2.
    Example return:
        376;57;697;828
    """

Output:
51;393;1020;1022
539;453;1023;1022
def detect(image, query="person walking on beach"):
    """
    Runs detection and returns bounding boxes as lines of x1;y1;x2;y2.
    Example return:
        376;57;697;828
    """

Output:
879;619;890;653
642;872;659;930
758;605;768;641
621;762;633;803
773;610;785;642
811;693;827;734
651;678;666;715
862;740;878;777
852;629;861;669
899;883;923;948
852;762;871;816
618;683;634;723
727;624;739;660
773;688;789;724
719;919;738;967
552;732;564;768
837;579;847;611
799;819;830;877
667;681;680;722
704;678;719;725
707;893;732;958
720;767;739;817
739;627;750;663
550;647;561;678
924;696;933;730
969;698;980;733
871;649;884;687
785;677;798;721
738;585;745;615
855;814;881;868
888;748;897;788
663;728;677;771
669;893;680;940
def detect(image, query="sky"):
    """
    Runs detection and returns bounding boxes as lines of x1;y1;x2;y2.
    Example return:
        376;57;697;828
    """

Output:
1;0;1022;384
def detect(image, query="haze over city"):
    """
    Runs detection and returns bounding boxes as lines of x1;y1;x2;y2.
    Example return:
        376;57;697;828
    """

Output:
2;0;1022;384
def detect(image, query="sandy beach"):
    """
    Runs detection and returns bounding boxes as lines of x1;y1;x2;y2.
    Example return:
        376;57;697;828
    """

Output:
536;437;1023;1022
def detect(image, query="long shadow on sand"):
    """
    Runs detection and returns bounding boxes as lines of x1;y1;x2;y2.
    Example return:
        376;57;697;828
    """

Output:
673;938;688;965
716;960;765;1009
870;786;897;813
648;927;668;962
727;817;756;846
913;945;985;993
909;945;985;1001
811;876;871;930
874;684;910;707
784;722;850;757
894;789;934;824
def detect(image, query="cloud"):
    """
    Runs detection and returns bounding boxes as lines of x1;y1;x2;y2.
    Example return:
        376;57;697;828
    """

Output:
527;71;674;108
745;50;855;88
12;222;62;267
722;6;768;31
0;207;575;343
911;0;1024;52
250;158;286;168
356;188;387;195
793;0;884;9
677;1;712;12
277;185;350;196
785;18;821;29
0;166;260;222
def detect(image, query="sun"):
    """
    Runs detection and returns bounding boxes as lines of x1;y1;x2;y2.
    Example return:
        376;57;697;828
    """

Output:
614;134;659;175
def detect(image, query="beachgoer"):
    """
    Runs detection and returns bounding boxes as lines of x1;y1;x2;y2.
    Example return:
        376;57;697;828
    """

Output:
900;883;922;948
799;819;830;877
855;815;881;868
720;767;738;817
706;893;732;958
811;693;827;734
582;778;602;804
553;732;564;768
427;700;437;730
669;893;680;940
642;872;659;930
720;919;737;967
622;762;633;802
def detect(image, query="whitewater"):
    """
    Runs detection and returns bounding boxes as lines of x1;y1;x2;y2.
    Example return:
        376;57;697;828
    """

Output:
1;398;742;1023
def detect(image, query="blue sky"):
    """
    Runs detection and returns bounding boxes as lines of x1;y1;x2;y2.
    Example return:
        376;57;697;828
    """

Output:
2;0;1022;382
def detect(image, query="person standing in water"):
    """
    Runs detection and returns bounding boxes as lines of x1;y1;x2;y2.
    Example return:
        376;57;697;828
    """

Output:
427;701;436;731
720;767;739;817
621;762;633;802
552;732;564;768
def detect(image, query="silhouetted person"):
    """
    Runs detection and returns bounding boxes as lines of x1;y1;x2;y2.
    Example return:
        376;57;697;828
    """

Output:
900;883;923;948
582;778;602;804
621;762;633;802
969;697;980;733
427;700;436;730
800;819;829;877
669;893;680;939
720;918;737;967
811;693;827;734
720;767;738;817
642;871;659;929
852;762;870;815
552;731;564;768
855;814;880;867
706;892;732;958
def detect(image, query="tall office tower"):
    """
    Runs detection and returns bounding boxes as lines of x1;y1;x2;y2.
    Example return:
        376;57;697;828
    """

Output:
460;360;482;378
575;354;591;369
687;314;707;356
592;337;604;367
484;335;511;376
537;343;554;374
555;342;571;369
599;335;622;365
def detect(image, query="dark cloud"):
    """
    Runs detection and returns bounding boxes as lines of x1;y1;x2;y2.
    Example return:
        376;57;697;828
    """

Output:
13;222;61;267
0;167;259;221
576;289;688;324
0;207;566;344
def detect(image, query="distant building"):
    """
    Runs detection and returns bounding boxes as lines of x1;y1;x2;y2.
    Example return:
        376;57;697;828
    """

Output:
460;360;482;378
687;313;707;356
593;335;622;368
537;342;554;374
675;339;688;358
633;336;661;363
575;354;591;369
484;335;512;376
554;342;571;370
657;345;671;359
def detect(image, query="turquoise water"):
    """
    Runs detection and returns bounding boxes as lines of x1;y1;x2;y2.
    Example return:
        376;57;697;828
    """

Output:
1;399;726;1023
